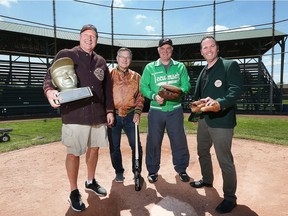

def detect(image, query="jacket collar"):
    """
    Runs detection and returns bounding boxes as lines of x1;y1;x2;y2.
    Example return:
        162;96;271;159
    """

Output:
155;58;176;67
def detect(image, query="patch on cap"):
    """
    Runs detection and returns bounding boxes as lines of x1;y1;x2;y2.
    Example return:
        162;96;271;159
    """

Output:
159;38;173;47
80;24;98;34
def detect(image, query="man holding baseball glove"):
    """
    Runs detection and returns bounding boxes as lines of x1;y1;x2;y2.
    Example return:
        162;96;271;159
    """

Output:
140;38;191;184
189;36;243;214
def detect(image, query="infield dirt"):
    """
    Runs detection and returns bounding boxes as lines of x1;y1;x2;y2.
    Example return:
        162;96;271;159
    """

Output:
0;134;288;216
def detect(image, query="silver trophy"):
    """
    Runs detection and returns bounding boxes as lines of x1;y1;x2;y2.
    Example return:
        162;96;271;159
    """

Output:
50;57;93;104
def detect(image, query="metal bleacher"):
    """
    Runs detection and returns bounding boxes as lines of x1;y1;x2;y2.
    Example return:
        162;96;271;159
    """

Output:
0;56;283;119
238;62;282;113
0;58;58;119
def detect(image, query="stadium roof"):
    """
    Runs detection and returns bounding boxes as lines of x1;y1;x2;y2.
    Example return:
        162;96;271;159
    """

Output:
0;20;287;48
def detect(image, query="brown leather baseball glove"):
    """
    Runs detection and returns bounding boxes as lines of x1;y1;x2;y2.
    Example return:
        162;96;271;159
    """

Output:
190;100;206;113
158;84;182;100
200;100;221;112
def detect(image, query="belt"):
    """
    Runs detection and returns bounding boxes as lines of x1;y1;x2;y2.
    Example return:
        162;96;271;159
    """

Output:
115;108;134;115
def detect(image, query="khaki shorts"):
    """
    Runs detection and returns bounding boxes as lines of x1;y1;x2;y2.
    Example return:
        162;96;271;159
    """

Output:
61;124;108;156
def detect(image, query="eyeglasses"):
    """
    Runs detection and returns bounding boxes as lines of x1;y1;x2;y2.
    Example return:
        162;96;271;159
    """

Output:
118;55;131;60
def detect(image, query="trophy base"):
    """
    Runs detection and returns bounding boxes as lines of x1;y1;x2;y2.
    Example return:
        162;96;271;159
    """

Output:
55;87;93;104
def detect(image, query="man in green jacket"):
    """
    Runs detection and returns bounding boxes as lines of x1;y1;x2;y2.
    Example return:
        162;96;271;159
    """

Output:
140;38;191;183
189;36;243;214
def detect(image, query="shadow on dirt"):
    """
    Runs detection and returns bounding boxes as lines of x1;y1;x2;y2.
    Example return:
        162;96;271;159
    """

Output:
65;174;258;216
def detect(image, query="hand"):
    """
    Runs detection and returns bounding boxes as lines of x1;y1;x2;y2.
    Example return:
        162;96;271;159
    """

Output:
46;89;61;108
133;113;140;124
155;95;164;105
200;96;213;104
107;112;114;127
200;98;221;112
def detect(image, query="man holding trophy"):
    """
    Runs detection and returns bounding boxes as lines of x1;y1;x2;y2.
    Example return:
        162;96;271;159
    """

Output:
49;56;93;105
43;24;114;212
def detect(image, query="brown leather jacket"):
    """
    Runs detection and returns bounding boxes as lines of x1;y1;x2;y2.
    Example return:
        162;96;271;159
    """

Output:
110;68;144;117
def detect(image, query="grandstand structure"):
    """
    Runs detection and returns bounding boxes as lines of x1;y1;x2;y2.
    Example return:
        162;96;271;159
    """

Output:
0;20;287;119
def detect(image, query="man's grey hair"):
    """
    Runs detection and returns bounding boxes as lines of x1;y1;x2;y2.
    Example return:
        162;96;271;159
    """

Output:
117;47;132;58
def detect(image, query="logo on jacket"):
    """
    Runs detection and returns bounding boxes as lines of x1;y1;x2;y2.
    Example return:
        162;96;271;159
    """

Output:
214;80;222;87
94;68;104;81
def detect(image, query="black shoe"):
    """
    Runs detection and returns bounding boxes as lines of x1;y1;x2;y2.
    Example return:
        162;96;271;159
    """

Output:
69;189;86;212
216;199;237;214
85;179;107;197
178;172;190;182
189;179;213;188
147;173;158;183
115;173;125;183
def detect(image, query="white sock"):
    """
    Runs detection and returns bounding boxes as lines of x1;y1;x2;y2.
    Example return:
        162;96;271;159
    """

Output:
87;179;93;185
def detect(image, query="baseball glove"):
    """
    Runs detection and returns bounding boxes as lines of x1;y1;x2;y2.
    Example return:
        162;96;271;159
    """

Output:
158;84;182;100
200;100;221;112
190;100;206;113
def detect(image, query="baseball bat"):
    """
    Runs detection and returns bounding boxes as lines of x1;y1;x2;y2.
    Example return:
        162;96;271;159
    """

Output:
134;122;141;191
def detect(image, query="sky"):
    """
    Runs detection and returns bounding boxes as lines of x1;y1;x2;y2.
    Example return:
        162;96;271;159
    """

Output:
0;0;288;83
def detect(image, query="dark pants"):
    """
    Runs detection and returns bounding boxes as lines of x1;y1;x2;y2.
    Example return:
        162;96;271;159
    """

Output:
146;108;190;174
197;118;237;201
108;112;142;174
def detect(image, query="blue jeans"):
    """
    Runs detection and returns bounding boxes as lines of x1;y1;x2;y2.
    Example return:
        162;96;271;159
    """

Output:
108;112;143;174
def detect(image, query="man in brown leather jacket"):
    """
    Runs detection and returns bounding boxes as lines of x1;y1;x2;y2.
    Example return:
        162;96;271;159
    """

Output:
108;47;145;183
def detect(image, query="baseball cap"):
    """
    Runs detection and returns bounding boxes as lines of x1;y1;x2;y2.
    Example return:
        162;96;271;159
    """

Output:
51;57;74;75
80;24;98;34
159;38;173;47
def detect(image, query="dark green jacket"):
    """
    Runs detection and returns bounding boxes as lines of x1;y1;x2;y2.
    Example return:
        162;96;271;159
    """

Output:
194;57;243;128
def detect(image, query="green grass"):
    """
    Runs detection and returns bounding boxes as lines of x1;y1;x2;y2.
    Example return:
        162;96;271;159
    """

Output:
0;115;287;153
0;118;61;153
234;116;288;145
183;115;288;145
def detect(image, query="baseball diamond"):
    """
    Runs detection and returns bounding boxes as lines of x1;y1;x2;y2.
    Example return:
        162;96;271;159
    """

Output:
0;133;287;216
